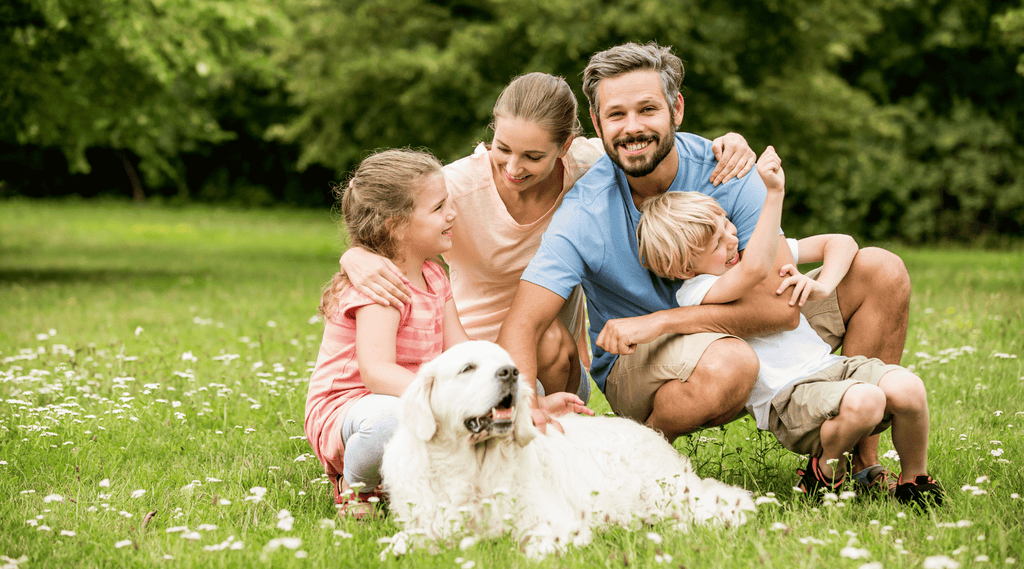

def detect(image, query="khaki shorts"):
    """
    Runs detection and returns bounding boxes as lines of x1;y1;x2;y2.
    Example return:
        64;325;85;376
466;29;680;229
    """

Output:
604;332;734;422
768;355;902;456
604;267;848;425
801;266;846;352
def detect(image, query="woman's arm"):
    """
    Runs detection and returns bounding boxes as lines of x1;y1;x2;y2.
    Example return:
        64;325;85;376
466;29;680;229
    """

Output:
340;247;411;308
709;132;757;186
441;298;471;350
354;304;416;396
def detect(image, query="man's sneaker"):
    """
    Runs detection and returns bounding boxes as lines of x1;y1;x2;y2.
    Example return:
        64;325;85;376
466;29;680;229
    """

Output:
796;455;845;500
894;474;945;508
852;464;898;496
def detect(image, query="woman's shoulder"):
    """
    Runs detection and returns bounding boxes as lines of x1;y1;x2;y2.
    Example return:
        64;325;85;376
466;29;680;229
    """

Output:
443;143;493;198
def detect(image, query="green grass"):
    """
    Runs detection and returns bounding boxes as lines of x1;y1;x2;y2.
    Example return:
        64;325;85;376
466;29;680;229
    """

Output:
1;198;1022;568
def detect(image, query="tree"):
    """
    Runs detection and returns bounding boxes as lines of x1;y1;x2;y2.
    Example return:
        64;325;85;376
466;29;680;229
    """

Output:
0;0;291;189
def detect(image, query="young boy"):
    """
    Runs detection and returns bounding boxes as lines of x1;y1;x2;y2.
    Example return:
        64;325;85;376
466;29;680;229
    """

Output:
635;147;944;507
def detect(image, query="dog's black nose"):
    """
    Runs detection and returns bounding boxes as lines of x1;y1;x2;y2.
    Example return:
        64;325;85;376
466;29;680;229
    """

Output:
496;365;518;383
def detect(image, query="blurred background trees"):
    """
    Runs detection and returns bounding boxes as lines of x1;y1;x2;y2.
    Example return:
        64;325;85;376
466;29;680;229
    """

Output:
2;0;1022;242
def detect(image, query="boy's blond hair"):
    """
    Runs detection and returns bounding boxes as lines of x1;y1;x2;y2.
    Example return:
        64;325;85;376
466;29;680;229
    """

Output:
636;191;726;279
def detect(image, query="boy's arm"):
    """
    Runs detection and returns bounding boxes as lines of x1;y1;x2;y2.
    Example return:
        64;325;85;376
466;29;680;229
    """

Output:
775;233;859;307
701;146;785;305
354;304;416;396
791;234;859;293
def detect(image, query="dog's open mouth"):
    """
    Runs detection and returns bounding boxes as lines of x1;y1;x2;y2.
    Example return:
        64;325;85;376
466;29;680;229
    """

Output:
464;389;516;439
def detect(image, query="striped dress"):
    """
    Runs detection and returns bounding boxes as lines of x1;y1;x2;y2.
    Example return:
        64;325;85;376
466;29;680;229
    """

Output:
304;260;452;479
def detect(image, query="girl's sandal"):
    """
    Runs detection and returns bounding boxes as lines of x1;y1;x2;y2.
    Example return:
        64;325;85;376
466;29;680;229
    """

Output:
337;496;378;520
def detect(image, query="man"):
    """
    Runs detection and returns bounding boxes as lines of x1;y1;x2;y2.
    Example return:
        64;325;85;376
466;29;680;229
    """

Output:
496;42;910;490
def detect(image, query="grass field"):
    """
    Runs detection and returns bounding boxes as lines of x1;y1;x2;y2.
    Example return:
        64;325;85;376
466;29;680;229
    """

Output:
1;199;1022;569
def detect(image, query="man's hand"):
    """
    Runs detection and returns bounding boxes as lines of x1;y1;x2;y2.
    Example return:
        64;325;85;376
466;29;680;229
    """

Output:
529;391;594;434
540;392;594;417
710;132;757;186
596;313;663;355
777;264;831;307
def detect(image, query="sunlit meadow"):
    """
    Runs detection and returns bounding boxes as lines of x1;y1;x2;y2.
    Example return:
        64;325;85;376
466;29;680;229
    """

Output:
1;199;1022;569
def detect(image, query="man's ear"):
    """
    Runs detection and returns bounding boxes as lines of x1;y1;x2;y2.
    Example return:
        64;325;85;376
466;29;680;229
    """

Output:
673;94;684;128
590;109;602;138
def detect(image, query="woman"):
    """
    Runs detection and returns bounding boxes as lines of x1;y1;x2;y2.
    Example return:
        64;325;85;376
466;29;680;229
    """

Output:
339;72;754;410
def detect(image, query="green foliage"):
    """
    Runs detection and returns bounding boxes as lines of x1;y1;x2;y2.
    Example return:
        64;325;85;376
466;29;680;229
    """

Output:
0;0;292;187
3;0;1024;241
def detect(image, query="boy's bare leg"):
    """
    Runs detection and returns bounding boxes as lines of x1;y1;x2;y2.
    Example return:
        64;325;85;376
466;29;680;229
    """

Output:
877;369;930;479
818;384;886;480
834;247;912;473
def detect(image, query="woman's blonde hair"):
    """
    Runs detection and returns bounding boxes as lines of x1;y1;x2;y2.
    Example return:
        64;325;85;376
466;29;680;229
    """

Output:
320;148;443;317
636;192;726;280
491;72;582;146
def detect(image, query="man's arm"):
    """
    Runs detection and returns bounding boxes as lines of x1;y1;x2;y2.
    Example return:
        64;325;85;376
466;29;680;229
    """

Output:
596;238;800;355
496;281;566;388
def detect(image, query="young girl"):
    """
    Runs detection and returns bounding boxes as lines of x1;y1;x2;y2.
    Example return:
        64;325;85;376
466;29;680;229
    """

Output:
304;148;471;518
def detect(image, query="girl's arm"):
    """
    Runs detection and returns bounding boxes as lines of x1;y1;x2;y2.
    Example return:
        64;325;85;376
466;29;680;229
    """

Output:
353;304;416;396
701;146;785;305
441;298;471;350
340;247;411;308
775;233;859;307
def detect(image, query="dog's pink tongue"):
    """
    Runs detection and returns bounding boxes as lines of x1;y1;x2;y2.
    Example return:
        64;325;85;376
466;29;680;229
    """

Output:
492;407;513;421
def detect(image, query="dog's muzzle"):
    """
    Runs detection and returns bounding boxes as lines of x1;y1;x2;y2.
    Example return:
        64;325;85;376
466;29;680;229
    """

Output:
464;366;518;436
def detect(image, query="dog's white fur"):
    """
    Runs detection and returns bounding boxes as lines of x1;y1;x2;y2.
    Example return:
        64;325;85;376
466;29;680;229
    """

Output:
381;341;755;558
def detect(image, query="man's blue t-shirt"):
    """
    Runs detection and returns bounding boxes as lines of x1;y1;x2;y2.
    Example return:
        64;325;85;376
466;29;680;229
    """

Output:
521;132;768;391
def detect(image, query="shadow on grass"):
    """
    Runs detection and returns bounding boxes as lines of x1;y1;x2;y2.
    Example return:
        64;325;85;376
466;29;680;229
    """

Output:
0;267;211;285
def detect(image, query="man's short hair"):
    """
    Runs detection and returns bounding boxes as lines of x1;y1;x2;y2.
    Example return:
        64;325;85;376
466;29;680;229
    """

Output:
582;42;684;116
636;192;725;280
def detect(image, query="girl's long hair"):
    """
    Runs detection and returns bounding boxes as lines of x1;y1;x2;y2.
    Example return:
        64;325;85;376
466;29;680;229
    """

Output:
320;148;443;318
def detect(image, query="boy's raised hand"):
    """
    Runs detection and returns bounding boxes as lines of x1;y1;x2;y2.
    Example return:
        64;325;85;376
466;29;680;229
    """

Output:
776;264;832;306
756;145;785;193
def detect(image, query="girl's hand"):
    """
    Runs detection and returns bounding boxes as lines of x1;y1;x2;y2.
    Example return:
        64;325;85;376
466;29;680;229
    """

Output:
339;247;411;308
756;145;785;193
710;133;757;186
776;264;831;306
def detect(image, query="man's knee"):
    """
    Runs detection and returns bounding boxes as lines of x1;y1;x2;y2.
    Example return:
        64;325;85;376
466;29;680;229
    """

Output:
697;338;759;393
854;247;911;301
691;338;758;424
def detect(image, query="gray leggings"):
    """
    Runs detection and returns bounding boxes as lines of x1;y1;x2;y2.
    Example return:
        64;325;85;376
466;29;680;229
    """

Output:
340;394;402;489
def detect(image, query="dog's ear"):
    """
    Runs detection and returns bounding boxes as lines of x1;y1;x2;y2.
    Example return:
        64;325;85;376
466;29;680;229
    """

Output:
402;360;437;441
513;378;539;447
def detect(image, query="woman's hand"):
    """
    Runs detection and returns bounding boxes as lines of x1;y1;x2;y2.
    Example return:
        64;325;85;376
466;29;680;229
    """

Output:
339;247;411;308
776;264;832;307
710;132;757;186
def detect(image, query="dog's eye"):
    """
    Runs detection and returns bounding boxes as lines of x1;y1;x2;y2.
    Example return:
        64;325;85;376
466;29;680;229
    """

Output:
459;363;477;374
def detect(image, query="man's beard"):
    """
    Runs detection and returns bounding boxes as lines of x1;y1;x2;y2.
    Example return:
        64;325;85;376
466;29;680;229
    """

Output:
603;130;675;178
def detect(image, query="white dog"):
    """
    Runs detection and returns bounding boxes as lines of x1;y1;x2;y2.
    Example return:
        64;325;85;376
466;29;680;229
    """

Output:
380;341;755;558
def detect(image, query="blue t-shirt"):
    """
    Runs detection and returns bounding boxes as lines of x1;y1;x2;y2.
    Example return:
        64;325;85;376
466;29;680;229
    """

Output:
521;132;768;391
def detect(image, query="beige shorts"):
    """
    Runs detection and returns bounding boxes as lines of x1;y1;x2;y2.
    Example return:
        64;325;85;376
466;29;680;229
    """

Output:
604;332;734;422
604;267;848;424
801;266;846;352
768;355;902;456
